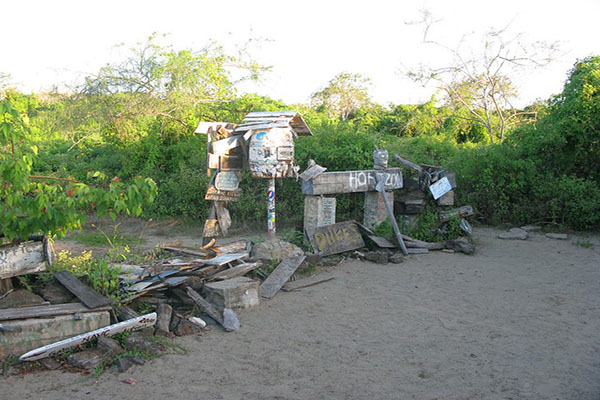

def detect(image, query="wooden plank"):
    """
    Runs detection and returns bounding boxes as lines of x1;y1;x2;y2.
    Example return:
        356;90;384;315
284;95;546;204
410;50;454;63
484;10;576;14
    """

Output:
282;275;335;292
1;311;110;359
203;252;249;266
404;239;444;250
299;162;327;182
392;154;423;174
301;168;403;195
306;222;365;256
205;186;242;202
406;248;429;254
208;262;261;281
367;235;396;248
210;134;244;155
375;175;408;255
212;240;250;255
0;302;111;321
260;256;306;299
54;270;111;309
18;313;156;362
0;241;47;279
185;287;239;331
215;201;231;236
162;246;215;258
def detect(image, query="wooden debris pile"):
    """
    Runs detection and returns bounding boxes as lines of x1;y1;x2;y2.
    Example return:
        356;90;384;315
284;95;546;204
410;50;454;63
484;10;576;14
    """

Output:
1;237;334;374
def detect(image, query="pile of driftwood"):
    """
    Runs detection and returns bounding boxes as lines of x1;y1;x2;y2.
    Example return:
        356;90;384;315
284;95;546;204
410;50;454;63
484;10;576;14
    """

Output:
0;238;321;373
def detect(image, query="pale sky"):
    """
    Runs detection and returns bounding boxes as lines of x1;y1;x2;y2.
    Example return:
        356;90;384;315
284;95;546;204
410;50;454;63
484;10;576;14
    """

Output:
2;0;599;107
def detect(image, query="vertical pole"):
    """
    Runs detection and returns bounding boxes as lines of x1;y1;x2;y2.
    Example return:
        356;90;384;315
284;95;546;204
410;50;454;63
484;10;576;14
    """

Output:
267;178;276;238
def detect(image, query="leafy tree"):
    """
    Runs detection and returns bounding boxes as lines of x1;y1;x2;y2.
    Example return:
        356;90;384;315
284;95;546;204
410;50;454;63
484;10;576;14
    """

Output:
406;10;559;142
0;97;157;241
310;72;372;120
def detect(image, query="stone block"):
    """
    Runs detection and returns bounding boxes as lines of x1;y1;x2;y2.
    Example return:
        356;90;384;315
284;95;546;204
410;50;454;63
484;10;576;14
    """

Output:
363;191;393;229
203;276;260;310
437;190;455;206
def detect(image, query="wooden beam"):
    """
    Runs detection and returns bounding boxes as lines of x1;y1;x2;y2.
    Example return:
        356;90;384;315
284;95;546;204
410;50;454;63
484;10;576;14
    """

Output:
301;168;403;195
0;241;47;279
0;303;111;321
54;271;112;309
306;222;365;257
260;256;306;299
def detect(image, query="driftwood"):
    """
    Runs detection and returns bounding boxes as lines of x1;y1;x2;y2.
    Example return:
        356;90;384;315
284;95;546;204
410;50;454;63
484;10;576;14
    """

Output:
0;302;112;321
375;174;408;255
185;286;239;331
260;256;306;299
208;262;261;281
54;271;111;309
162;246;216;258
282;276;335;292
393;154;423;175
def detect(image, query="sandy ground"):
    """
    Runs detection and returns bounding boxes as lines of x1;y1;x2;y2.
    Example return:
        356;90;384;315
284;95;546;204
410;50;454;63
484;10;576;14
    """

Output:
2;225;600;400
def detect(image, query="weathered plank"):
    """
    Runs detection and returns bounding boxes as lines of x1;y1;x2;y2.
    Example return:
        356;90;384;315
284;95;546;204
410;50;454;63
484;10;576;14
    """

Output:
0;302;111;321
215;201;231;236
392;154;423;174
185;287;239;331
406;248;429;254
404;239;444;250
212;240;250;255
306;222;365;257
281;275;335;292
208;262;261;281
1;311;110;359
366;235;396;248
203;252;249;266
0;240;48;279
260;256;306;299
301;168;403;195
205;186;242;202
162;246;216;258
54;271;111;309
18;313;156;362
375;177;408;256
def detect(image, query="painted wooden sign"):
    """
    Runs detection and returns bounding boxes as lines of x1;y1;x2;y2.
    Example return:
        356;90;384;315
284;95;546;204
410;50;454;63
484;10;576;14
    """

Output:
0;240;49;280
301;168;403;195
205;186;242;202
306;221;365;256
19;313;157;362
215;171;240;191
429;176;452;200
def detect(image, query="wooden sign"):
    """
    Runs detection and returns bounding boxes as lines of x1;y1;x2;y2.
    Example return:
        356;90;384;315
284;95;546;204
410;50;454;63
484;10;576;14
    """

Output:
205;186;242;202
19;313;157;362
301;168;403;195
306;221;365;256
0;240;49;279
219;155;244;171
210;134;244;155
429;176;452;200
215;172;240;191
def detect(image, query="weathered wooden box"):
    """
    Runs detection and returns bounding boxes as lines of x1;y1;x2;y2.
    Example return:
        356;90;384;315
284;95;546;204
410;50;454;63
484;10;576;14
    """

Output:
203;277;260;310
0;239;51;280
0;311;110;358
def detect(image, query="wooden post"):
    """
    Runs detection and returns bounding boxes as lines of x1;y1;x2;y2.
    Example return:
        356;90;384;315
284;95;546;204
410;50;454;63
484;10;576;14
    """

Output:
267;178;276;238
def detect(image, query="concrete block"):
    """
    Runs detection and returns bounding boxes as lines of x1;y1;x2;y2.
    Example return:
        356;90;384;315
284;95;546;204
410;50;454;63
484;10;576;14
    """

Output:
364;191;393;229
203;277;260;310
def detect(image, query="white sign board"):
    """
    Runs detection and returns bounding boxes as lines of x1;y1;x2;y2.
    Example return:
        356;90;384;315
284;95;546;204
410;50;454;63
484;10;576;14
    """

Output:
429;176;452;200
215;171;240;191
